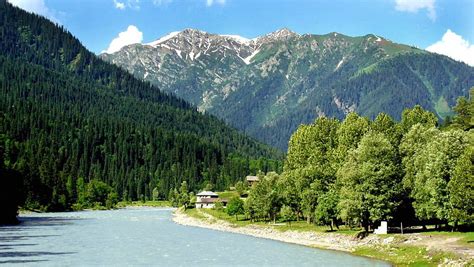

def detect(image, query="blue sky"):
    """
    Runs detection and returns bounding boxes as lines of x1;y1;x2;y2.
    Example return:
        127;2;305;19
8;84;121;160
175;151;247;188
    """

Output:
7;0;474;65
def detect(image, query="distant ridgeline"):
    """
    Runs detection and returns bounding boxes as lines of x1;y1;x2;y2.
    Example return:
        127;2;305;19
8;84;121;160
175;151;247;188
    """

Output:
102;26;474;150
0;1;282;220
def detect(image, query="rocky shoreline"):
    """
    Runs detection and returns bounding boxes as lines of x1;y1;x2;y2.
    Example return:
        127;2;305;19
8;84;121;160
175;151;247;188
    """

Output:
172;209;393;252
172;209;473;266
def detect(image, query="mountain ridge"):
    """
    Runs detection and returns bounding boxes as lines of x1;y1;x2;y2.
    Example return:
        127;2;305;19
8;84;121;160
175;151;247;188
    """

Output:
101;28;474;150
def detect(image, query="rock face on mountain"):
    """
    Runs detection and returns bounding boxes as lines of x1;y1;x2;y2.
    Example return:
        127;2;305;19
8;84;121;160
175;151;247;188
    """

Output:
101;28;474;150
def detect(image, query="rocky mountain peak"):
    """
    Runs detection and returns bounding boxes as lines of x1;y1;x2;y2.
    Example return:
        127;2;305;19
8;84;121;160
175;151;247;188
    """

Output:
256;28;299;45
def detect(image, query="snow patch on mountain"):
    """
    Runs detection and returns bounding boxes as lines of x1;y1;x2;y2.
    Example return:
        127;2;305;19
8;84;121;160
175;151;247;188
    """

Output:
335;57;345;71
146;31;180;47
221;35;251;44
243;49;260;65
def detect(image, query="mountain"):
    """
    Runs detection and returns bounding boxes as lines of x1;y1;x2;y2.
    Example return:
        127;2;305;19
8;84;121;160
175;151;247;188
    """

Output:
102;28;474;150
0;1;281;214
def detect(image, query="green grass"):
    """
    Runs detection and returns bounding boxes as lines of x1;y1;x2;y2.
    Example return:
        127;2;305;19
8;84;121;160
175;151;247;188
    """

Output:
266;221;361;235
354;245;461;267
116;200;171;208
197;208;361;234
216;191;240;200
184;208;208;220
434;96;453;118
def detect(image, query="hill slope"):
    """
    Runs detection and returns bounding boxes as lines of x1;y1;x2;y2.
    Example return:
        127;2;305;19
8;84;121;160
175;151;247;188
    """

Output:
102;29;474;149
0;1;281;213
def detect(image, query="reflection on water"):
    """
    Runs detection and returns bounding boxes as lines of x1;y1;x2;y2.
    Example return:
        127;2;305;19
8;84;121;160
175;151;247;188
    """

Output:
0;208;389;266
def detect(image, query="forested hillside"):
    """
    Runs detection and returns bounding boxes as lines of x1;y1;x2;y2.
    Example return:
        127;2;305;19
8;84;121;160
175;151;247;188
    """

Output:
0;1;281;221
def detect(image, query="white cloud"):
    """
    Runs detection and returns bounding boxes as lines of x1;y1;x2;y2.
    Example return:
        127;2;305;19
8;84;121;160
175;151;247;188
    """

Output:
7;0;60;23
206;0;226;7
113;0;126;9
426;29;474;66
127;0;140;9
153;0;172;6
395;0;436;21
103;25;143;54
112;0;140;10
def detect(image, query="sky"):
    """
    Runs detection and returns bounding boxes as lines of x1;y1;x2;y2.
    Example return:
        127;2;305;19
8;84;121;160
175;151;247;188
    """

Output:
6;0;474;66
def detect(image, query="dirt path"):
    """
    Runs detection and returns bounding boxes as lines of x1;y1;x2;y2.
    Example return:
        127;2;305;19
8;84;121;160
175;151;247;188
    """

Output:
412;235;474;259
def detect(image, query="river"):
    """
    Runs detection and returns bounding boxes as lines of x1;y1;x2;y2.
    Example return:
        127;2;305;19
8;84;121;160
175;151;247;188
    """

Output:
0;208;389;266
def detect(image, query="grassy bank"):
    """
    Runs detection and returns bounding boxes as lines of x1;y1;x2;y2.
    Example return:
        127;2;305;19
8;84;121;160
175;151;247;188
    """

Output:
353;245;459;266
183;208;473;267
117;200;171;208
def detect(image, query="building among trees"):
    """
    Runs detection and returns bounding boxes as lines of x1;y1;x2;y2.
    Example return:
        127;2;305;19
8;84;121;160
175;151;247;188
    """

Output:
196;191;228;209
246;176;260;186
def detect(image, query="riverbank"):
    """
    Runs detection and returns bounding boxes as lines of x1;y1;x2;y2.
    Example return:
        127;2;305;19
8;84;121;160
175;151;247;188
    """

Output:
173;208;473;266
116;200;171;208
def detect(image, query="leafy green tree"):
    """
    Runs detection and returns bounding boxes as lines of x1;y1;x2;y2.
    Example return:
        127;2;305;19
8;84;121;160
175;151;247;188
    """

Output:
214;199;224;211
178;181;190;209
450;88;473;131
399;105;437;134
168;188;179;207
337;132;401;232
106;192;119;209
245;172;282;222
189;192;196;208
152;187;160;201
399;124;440;190
278;171;303;221
301;180;323;223
280;205;296;225
86;180;111;206
371;113;402;147
315;188;339;231
226;196;245;220
286;117;339;172
76;177;87;206
284;117;340;223
335;113;370;167
410;130;469;223
447;145;474;228
235;180;247;196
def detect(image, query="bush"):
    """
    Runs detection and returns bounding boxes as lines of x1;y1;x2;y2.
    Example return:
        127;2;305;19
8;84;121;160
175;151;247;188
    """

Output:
227;197;245;220
214;200;224;211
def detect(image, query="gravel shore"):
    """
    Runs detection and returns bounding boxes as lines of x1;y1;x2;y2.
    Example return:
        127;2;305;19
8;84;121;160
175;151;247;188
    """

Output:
172;209;387;252
172;208;473;267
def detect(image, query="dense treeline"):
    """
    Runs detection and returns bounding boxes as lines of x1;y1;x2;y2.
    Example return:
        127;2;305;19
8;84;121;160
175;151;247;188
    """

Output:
0;1;281;221
244;89;473;231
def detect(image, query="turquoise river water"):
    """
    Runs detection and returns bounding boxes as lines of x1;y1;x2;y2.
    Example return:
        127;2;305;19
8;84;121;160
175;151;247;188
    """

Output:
0;208;389;266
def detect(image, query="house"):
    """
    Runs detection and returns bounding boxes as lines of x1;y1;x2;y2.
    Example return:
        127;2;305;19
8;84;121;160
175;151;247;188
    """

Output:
246;175;259;186
195;191;228;209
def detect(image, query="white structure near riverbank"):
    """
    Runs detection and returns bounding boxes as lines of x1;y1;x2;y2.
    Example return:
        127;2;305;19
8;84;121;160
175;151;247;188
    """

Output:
374;221;388;234
196;191;219;209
